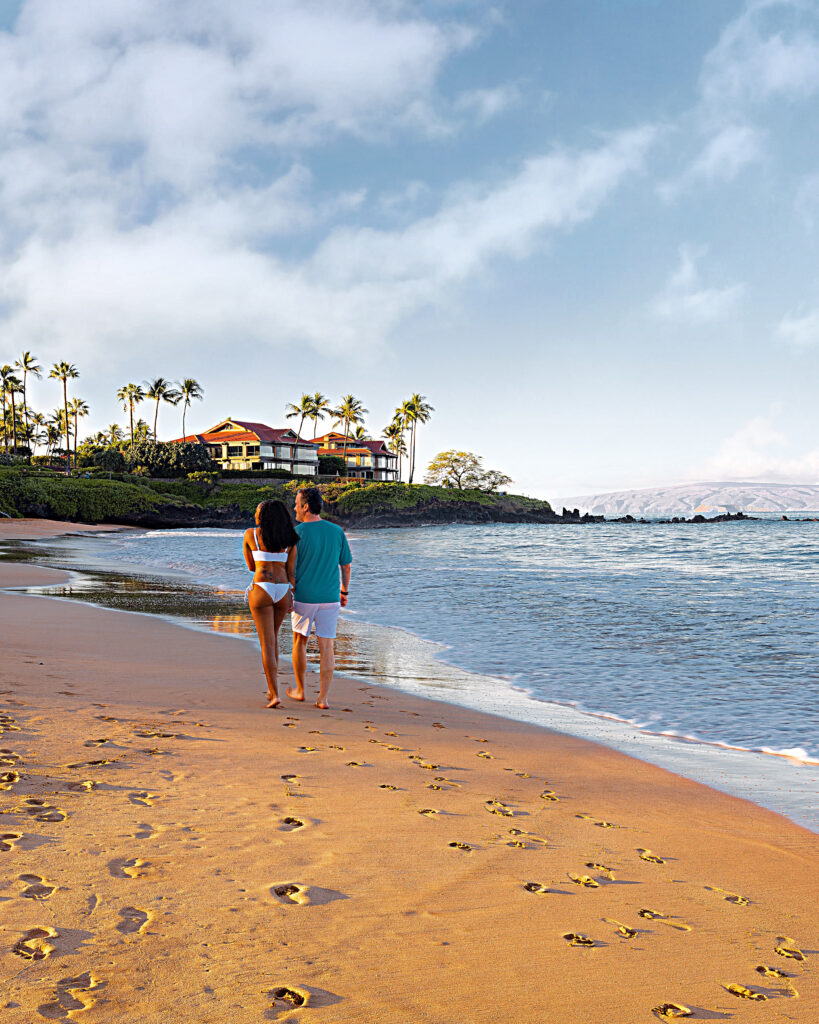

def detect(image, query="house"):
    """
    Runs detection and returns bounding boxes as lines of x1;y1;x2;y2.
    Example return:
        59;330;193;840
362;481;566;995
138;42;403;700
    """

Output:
313;431;398;481
172;418;318;475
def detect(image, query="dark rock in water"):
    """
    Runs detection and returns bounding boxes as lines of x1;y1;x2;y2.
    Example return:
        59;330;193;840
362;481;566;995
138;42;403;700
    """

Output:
114;503;252;529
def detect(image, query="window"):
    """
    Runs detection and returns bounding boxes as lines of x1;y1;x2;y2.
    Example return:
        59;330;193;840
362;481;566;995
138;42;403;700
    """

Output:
246;445;260;456
228;445;243;457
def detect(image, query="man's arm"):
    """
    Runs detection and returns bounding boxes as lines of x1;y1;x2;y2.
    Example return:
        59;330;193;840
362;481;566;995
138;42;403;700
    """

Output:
340;563;351;608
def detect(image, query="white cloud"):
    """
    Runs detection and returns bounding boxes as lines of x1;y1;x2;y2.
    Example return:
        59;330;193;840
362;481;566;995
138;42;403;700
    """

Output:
776;306;819;345
700;0;819;110
651;246;746;323
453;82;521;123
696;413;819;482
0;126;658;361
659;123;763;200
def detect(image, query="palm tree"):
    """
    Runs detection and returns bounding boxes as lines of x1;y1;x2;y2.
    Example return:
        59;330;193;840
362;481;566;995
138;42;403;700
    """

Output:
68;398;90;461
44;423;60;459
0;364;15;453
144;377;181;442
5;374;22;454
30;412;46;455
285;393;314;441
331;394;369;466
49;362;79;472
14;352;42;457
178;378;204;440
309;392;331;439
383;420;408;482
107;423;124;445
350;424;371;441
402;393;434;484
116;383;145;447
134;418;151;442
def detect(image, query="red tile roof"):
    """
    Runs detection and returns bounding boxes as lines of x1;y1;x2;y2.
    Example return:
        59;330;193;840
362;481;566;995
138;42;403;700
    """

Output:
170;420;317;447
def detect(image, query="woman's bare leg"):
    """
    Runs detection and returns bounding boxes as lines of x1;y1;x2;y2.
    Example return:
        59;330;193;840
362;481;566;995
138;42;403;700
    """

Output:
249;588;280;707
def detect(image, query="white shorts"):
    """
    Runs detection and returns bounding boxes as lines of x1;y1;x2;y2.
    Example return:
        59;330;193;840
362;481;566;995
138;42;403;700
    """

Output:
291;601;341;639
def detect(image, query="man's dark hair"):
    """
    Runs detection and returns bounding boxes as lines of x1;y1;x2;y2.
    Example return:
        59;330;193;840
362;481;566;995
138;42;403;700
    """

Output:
298;486;323;515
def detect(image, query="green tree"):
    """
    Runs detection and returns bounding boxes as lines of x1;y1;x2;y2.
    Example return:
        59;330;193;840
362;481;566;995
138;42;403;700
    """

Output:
5;373;23;454
14;352;42;458
117;383;145;447
144;378;181;442
402;393;434;484
383;419;408;482
49;361;79;472
178;378;204;439
68;398;90;461
424;450;512;492
309;392;330;439
0;364;14;453
107;423;124;444
331;394;368;467
29;411;46;455
285;393;315;441
350;424;371;441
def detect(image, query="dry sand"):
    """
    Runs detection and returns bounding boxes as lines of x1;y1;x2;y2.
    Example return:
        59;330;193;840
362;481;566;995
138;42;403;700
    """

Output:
1;520;817;1022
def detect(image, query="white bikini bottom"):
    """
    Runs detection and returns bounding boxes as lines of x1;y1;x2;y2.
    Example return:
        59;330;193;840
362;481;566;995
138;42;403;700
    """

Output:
247;581;292;602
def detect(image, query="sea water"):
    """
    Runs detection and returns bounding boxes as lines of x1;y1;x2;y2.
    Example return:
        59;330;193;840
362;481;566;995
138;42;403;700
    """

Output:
5;519;818;831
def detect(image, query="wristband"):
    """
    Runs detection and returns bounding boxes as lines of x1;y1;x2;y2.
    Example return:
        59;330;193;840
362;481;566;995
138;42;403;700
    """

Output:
340;589;349;595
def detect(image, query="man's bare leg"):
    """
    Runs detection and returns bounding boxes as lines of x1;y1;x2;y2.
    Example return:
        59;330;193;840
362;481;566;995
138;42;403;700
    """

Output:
316;636;335;709
287;632;307;701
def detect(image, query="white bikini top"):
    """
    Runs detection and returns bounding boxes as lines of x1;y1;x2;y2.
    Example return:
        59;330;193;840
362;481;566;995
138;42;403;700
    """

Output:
251;528;288;563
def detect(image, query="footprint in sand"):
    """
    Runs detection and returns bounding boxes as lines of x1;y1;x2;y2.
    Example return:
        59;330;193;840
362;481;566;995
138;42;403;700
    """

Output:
66;758;113;769
568;872;600;889
83;738;110;747
448;841;472;851
652;1003;692;1019
38;971;104;1019
329;744;345;750
299;746;317;753
272;884;310;906
419;808;438;816
636;908;691;931
23;797;66;822
19;873;56;900
134;729;177;739
1;831;22;852
638;848;665;865
128;791;160;807
705;885;748;905
385;732;398;737
67;780;96;792
270;986;309;1010
13;926;58;960
476;751;493;760
586;862;616;880
116;907;150;934
485;800;514;817
562;932;595;947
603;918;638;939
775;937;805;962
540;790;559;802
576;814;621;829
523;882;550;895
1;749;21;766
280;817;305;831
345;761;366;768
379;784;399;790
109;857;149;879
756;965;791;978
723;983;767;1001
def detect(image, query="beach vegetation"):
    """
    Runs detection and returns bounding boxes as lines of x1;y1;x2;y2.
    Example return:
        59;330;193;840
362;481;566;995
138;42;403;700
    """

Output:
124;441;214;477
331;394;368;464
178;378;204;439
48;361;79;473
144;378;181;442
318;455;346;475
425;450;512;492
117;383;145;446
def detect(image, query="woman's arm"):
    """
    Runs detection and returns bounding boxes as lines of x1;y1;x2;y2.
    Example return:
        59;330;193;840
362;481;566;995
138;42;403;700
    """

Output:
242;530;256;572
286;544;297;587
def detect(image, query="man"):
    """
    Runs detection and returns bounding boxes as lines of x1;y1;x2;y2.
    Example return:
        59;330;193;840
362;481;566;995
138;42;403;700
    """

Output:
286;486;352;709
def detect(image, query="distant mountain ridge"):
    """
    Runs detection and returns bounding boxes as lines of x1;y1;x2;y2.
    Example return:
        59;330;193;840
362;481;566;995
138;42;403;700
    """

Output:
556;481;819;518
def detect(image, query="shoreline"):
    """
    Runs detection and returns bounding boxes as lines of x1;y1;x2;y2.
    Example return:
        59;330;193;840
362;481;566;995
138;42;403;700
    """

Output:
4;521;818;834
1;519;818;1020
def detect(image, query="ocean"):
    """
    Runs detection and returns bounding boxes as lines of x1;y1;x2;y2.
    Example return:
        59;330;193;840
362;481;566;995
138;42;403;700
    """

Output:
5;518;818;831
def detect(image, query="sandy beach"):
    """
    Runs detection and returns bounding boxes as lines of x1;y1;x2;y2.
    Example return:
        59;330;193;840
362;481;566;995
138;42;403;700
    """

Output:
1;520;817;1022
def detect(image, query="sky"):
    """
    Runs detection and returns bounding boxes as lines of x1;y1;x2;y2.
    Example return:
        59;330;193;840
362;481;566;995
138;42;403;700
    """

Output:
1;0;818;499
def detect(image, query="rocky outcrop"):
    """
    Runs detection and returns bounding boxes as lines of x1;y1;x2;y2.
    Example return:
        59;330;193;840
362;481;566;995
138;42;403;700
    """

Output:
111;503;252;529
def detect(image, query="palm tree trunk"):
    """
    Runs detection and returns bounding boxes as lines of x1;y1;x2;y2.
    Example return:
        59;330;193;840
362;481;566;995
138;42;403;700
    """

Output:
129;401;134;447
62;380;70;474
297;413;305;440
182;401;187;441
73;412;78;460
153;400;160;442
408;421;416;483
10;392;18;453
343;422;349;477
22;373;29;459
1;393;6;452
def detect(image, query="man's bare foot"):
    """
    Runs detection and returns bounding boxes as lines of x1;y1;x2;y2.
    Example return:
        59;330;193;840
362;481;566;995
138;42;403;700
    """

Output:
286;688;305;701
315;700;329;710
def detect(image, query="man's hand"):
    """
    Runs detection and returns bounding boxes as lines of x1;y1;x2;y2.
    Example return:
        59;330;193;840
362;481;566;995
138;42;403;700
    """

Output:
340;592;349;608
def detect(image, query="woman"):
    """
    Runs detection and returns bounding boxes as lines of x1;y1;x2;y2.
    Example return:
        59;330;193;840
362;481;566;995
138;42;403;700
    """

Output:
243;499;299;708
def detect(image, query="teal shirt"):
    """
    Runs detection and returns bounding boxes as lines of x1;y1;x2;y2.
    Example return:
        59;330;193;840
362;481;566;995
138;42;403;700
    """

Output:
293;520;352;604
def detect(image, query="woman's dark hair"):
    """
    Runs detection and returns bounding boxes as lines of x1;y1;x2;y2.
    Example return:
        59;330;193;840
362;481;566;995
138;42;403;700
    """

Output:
257;499;299;552
298;486;323;515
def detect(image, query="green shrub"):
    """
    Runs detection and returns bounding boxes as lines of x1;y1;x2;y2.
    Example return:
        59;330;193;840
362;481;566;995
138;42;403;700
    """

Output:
125;441;213;477
93;449;126;472
318;455;346;475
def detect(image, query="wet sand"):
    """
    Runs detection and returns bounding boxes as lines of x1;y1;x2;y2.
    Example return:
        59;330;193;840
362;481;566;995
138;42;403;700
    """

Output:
1;520;817;1022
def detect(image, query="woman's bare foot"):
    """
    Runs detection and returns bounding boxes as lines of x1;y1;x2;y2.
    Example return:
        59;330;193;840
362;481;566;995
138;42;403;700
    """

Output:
286;688;305;701
266;694;281;708
315;700;329;710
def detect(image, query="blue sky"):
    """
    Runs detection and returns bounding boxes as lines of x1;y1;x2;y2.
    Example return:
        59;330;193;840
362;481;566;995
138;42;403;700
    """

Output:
1;0;818;497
